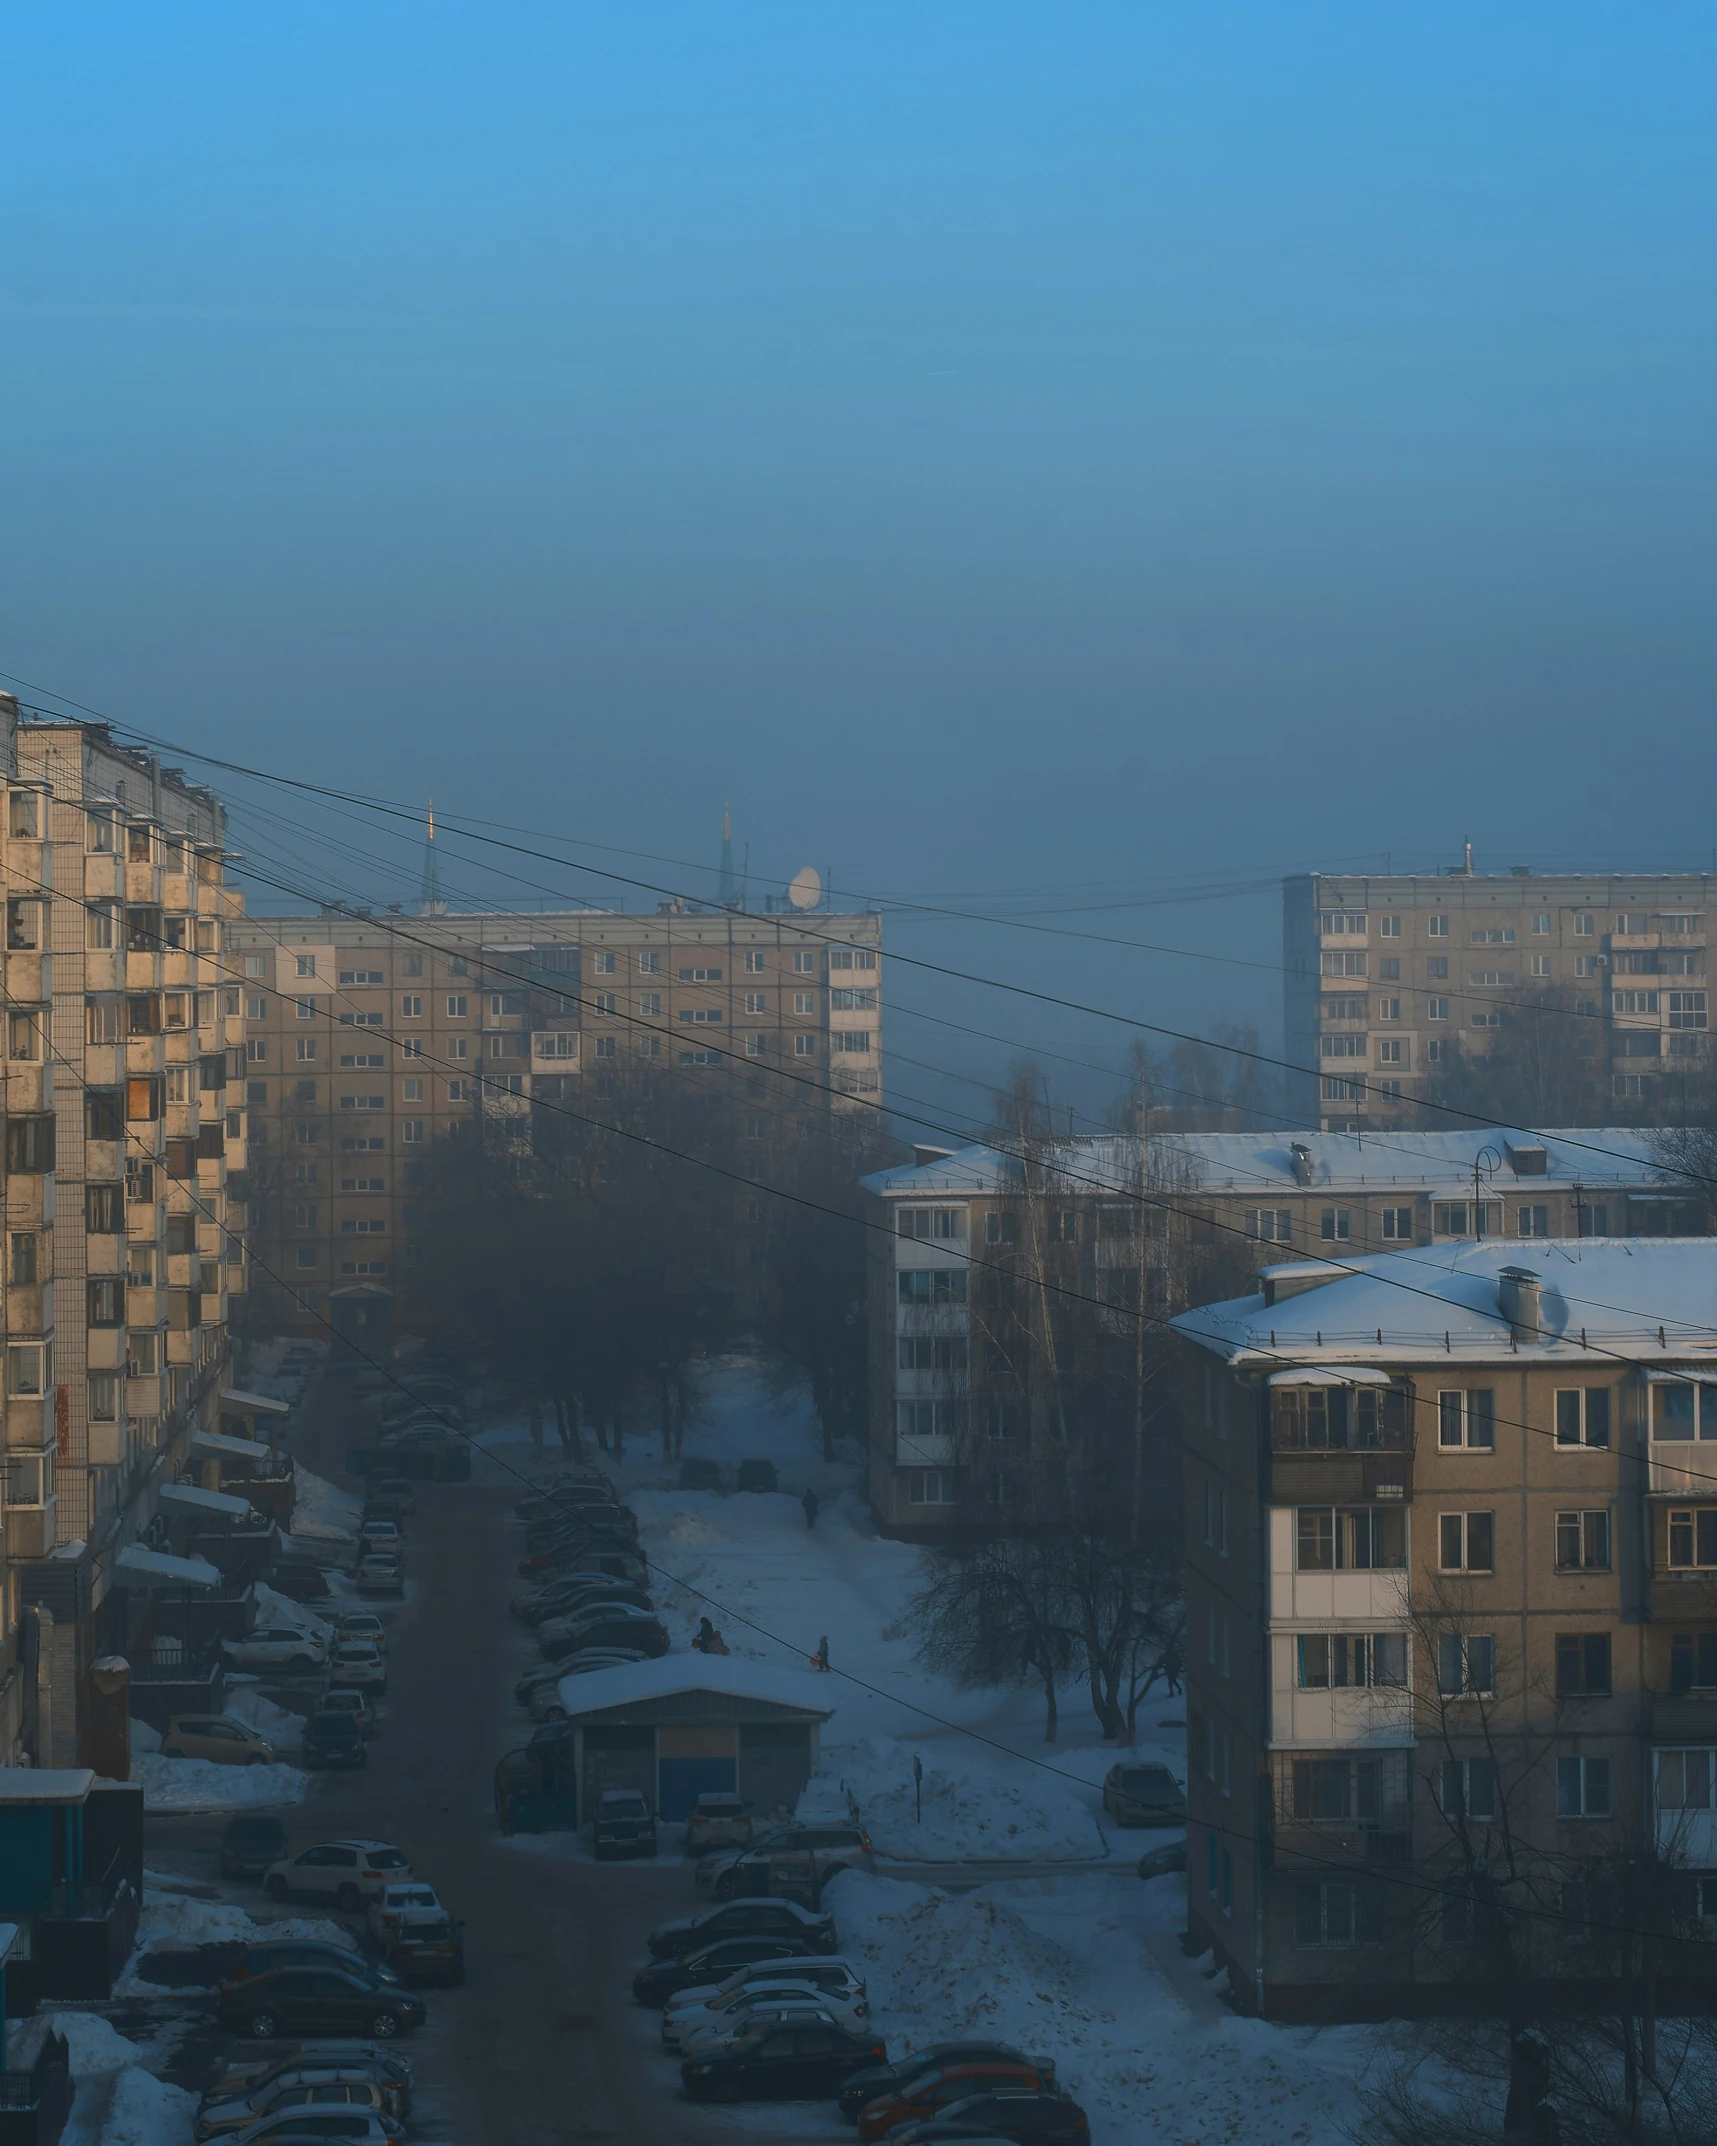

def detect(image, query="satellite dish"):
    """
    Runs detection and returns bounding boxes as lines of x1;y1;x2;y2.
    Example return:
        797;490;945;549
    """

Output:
786;866;822;911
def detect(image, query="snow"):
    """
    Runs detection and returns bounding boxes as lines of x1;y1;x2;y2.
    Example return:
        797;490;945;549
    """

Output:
129;1882;349;1959
832;1737;1105;1862
222;1686;306;1753
37;2013;196;2146
290;1464;361;1544
251;1580;337;1641
129;1716;162;1754
126;1752;308;1812
554;1651;839;1722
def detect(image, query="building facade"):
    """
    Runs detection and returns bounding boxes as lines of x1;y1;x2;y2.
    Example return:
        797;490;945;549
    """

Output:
1285;871;1714;1130
861;1127;1694;1537
1173;1238;1717;2020
227;904;882;1333
0;698;247;1763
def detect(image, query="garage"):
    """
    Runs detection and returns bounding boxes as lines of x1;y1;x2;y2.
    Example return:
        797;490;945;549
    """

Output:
550;1657;835;1830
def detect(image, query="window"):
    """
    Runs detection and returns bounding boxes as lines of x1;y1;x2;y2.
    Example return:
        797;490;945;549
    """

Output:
1375;1039;1403;1065
446;995;467;1017
793;1035;816;1058
294;954;316;978
1294;1506;1406;1571
1438;1390;1496;1451
1653;1381;1717;1443
678;966;722;983
1429;916;1448;937
1439;1512;1496;1572
1553;1388;1611;1450
1381;1206;1413;1241
897;1269;968;1305
1469;970;1516;988
1667;1510;1717;1570
1514;1203;1548;1237
1319;911;1367;936
985;1211;1020;1246
1471;1012;1502;1030
293;1203;318;1230
1556;1633;1612;1696
1293;1881;1383;1948
1669;991;1708;1030
1436;1633;1496;1697
6;1011;39;1061
337;969;384;986
402;1120;424;1144
740;950;766;974
832;1031;870;1054
1295;1633;1407;1689
1320;1208;1351;1241
907;1471;957;1506
338;1094;385;1111
830;987;877;1010
1324;994;1367;1021
678;1006;723;1025
1433;1200;1502;1236
1427;1039;1445;1063
591;992;619;1016
84;996;122;1046
88;1372;118;1422
1470;928;1516;946
1557;1755;1612;1818
793;950;816;973
591;950;616;975
125;1331;158;1377
6;1343;48;1396
1379;958;1400;982
1556;1510;1612;1571
639;993;662;1016
400;995;423;1018
1439;1757;1499;1821
1320;951;1367;978
594;1035;617;1059
340;1259;389;1277
1670;1634;1717;1693
5;1116;54;1172
1374;995;1402;1021
899;1207;962;1241
1321;1035;1366;1058
1657;1748;1717;1811
402;1078;424;1101
1379;916;1400;938
1426;956;1449;981
1247;1209;1292;1243
125;1244;154;1285
536;1032;577;1059
340;1218;387;1236
790;991;817;1016
8;1233;35;1287
638;1035;661;1061
897;1336;969;1373
1612;989;1659;1015
743;1032;767;1057
1322;1077;1364;1101
297;1037;319;1062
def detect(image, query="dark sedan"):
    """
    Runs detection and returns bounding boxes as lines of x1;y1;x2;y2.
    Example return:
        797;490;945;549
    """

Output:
682;2020;887;2102
220;1814;288;1880
1100;1762;1186;1827
303;1714;368;1770
632;1936;820;2009
383;1914;465;1986
888;2093;1091;2146
838;2046;1056;2125
217;1966;425;2041
225;1942;401;1989
647;1897;835;1961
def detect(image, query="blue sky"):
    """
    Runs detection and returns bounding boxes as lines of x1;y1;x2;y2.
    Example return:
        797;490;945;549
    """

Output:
4;4;1713;1130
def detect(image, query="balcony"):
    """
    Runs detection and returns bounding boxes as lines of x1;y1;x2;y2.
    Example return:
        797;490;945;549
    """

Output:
1268;1377;1411;1504
1267;1509;1411;1625
1269;1638;1414;1750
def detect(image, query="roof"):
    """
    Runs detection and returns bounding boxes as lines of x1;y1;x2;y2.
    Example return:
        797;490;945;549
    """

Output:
221;1387;292;1417
1171;1237;1717;1368
0;1769;94;1805
192;1428;272;1462
863;1128;1665;1202
113;1544;223;1589
158;1482;254;1520
554;1654;837;1726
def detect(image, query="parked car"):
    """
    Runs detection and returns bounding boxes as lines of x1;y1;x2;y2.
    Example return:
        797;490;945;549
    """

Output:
517;1648;647;1710
379;1427;470;1480
335;1611;389;1654
678;1458;723;1492
701;1823;873;1894
225;2110;402;2146
220;1814;288;1880
631;1936;823;2009
1101;1762;1187;1827
679;1979;870;2053
364;1478;415;1516
303;1713;368;1770
682;2020;888;2102
648;1897;837;1961
225;1941;400;1989
543;1613;668;1662
1136;1840;1188;1881
270;1561;334;1604
328;1642;387;1693
197;2077;398;2141
890;2091;1092;2146
317;1687;374;1738
202;2044;410;2113
218;1965;425;2044
355;1556;405;1599
858;2062;1057;2141
837;2046;1058;2124
683;1996;857;2058
361;1495;411;1530
222;1626;328;1675
366;1884;443;1945
264;1841;412;1910
686;1793;753;1853
536;1600;660;1654
162;1714;276;1766
735;1458;778;1493
715;1841;873;1907
382;1911;464;1986
593;1789;657;1859
358;1518;402;1555
517;1577;654;1626
663;1957;867;2046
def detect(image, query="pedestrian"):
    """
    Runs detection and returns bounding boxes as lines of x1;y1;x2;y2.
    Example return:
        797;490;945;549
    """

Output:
811;1634;830;1673
802;1486;819;1530
1160;1639;1183;1697
707;1628;729;1656
694;1616;716;1654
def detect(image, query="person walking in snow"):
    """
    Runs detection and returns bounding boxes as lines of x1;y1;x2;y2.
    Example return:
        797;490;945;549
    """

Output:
802;1486;819;1530
810;1634;830;1673
1160;1638;1183;1697
694;1616;717;1654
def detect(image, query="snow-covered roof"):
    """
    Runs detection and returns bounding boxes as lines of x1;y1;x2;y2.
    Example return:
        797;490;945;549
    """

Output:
192;1428;272;1462
0;1769;93;1804
221;1387;292;1417
158;1482;254;1520
554;1653;837;1724
1172;1237;1717;1368
113;1544;223;1590
863;1128;1665;1201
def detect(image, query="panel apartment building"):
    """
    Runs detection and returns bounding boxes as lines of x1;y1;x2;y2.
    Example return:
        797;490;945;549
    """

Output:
0;695;247;1763
861;1127;1695;1536
1173;1239;1717;2020
227;903;883;1332
1285;870;1714;1130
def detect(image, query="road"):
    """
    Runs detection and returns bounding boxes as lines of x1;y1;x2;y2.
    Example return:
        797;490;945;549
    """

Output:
148;1366;768;2146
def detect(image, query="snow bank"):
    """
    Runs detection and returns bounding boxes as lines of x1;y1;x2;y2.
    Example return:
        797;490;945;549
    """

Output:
86;2064;197;2146
251;1581;336;1639
48;2012;141;2077
127;1753;307;1812
291;1466;360;1544
129;1717;162;1754
223;1687;305;1752
835;1737;1106;1861
132;1885;349;1956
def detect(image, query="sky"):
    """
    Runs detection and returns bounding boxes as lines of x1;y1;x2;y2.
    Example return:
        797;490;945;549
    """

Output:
3;4;1714;1139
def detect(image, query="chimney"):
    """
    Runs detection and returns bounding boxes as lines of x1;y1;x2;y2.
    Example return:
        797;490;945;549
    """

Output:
1289;1141;1314;1186
1464;838;1474;875
1261;1261;1346;1306
1498;1265;1542;1345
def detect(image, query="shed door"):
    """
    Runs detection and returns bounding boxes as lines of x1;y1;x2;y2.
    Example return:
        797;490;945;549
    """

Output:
581;1726;655;1813
657;1724;736;1822
739;1723;813;1820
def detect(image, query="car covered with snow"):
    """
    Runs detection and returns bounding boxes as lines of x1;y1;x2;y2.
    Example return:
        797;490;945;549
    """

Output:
204;2043;411;2112
336;1610;389;1653
1101;1761;1186;1827
317;1686;374;1737
889;2090;1091;2146
631;1934;824;2008
661;1955;867;2047
672;1971;870;2052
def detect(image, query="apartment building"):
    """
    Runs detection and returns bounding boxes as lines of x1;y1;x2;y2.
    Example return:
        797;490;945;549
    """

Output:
227;904;883;1333
0;698;247;1763
1172;1238;1717;2020
1284;870;1715;1129
861;1126;1692;1535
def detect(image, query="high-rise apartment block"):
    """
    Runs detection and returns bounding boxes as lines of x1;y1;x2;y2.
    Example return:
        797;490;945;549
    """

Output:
1285;870;1714;1129
1174;1238;1717;2019
0;696;247;1762
227;904;883;1335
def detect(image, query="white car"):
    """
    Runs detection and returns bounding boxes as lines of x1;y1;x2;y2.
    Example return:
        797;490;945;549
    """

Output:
336;1612;389;1655
221;1626;329;1675
328;1642;387;1693
667;1969;869;2050
366;1882;443;1945
680;1996;857;2057
661;1953;868;2040
264;1840;412;1910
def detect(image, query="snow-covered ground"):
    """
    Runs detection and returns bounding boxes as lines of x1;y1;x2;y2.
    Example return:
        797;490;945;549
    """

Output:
24;2012;196;2146
290;1463;361;1545
127;1751;309;1812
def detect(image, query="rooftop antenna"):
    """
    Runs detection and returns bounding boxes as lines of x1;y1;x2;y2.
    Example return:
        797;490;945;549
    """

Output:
1464;837;1474;876
419;799;446;916
718;802;739;909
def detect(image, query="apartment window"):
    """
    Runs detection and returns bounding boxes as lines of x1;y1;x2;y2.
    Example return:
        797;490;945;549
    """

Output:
1670;1634;1717;1693
294;1248;317;1270
1321;1035;1366;1059
1322;1078;1364;1101
1669;991;1709;1029
1433;1200;1502;1236
1439;1512;1496;1573
1428;916;1448;936
1436;1634;1496;1697
246;1080;267;1108
1427;1039;1445;1062
1557;1755;1612;1818
84;896;120;952
401;1079;424;1103
1324;994;1367;1021
1246;1209;1292;1243
639;993;662;1017
631;949;660;976
1662;913;1704;934
1556;1633;1612;1696
1517;1204;1549;1237
789;950;815;974
1470;971;1516;988
738;1032;764;1057
400;995;422;1018
1379;916;1400;938
340;1052;386;1069
593;1035;617;1060
678;1007;723;1027
86;997;123;1050
638;1035;662;1062
985;1211;1020;1246
1556;1511;1612;1571
6;1116;55;1172
897;1336;969;1373
592;951;616;975
1426;959;1449;984
907;1471;957;1506
899;1207;962;1241
678;966;722;983
1653;1381;1717;1442
1202;1485;1230;1556
446;995;468;1017
832;1031;870;1054
1320;951;1367;978
1381;1206;1413;1241
1295;1633;1406;1689
1617;912;1650;935
402;1120;424;1144
246;1038;268;1065
793;1035;816;1058
338;1094;385;1112
1295;1506;1406;1571
294;954;316;978
88;1372;118;1423
1470;928;1516;946
1657;1749;1716;1823
1439;1757;1499;1821
1376;996;1401;1021
831;987;877;1010
1613;990;1659;1015
1438;1390;1496;1451
125;1331;158;1377
898;1268;968;1306
1319;1208;1351;1242
126;1244;154;1286
337;969;384;986
6;1343;48;1396
293;1202;318;1230
1319;911;1367;936
1293;1881;1383;1948
788;991;816;1017
1578;1203;1611;1237
8;1233;35;1287
296;1037;319;1063
591;993;618;1016
1376;1039;1403;1065
1668;1510;1717;1569
6;1010;40;1061
742;992;767;1015
340;1218;387;1236
1378;959;1401;982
